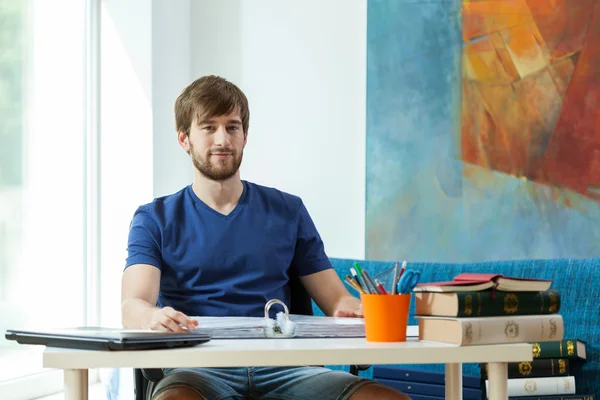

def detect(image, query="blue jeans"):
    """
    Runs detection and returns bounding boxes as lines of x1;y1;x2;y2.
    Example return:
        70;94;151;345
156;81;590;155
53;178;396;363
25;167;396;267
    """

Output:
152;366;373;400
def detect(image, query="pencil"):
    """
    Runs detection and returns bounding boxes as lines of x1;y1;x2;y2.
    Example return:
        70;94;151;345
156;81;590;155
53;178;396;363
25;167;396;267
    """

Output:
362;269;379;294
346;274;361;292
349;268;363;291
391;262;400;295
399;261;407;279
375;279;388;294
351;266;372;294
344;276;365;295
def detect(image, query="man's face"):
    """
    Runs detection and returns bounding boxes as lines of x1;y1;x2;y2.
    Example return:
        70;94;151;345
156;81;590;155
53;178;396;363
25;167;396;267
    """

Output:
184;111;246;181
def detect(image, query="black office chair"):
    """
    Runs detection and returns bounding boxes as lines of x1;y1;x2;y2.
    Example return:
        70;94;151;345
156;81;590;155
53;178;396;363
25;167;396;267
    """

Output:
134;272;370;399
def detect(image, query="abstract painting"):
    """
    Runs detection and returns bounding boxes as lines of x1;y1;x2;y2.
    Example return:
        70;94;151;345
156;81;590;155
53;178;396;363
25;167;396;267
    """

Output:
366;0;600;262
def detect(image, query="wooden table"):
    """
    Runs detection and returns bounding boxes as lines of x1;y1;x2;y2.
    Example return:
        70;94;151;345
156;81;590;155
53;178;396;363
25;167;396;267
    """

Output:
43;337;532;400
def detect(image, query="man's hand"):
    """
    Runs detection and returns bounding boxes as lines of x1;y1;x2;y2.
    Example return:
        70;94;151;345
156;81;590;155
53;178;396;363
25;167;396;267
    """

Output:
333;308;363;318
333;298;363;318
148;306;199;332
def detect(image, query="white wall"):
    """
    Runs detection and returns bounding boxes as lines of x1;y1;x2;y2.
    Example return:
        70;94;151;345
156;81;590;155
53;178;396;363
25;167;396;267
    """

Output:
187;0;367;259
152;0;193;197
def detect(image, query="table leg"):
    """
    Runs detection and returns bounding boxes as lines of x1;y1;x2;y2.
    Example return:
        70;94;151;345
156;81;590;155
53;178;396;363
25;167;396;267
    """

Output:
487;362;508;400
64;369;88;400
445;363;462;400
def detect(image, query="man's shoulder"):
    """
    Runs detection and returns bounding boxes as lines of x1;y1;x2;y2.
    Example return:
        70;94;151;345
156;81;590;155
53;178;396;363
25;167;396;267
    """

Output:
246;181;301;202
245;181;303;212
134;186;190;219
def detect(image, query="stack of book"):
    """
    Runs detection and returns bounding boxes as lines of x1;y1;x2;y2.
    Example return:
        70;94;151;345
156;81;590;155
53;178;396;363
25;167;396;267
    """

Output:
414;273;575;397
480;338;591;400
414;273;562;346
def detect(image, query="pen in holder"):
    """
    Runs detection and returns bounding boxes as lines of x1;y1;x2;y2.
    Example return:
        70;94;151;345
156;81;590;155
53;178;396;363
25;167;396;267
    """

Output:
360;261;416;342
263;299;296;338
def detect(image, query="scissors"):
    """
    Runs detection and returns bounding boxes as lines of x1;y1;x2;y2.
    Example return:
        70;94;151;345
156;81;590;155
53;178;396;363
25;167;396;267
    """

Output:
396;270;421;294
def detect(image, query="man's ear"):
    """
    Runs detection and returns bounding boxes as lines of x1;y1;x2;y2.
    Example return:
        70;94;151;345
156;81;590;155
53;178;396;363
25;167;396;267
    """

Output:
177;129;190;152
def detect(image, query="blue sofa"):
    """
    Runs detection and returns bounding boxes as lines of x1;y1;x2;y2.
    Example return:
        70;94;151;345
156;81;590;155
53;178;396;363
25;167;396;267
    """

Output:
314;257;599;397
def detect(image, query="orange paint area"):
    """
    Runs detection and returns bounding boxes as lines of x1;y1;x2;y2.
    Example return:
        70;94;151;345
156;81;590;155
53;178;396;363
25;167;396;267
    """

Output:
462;0;600;201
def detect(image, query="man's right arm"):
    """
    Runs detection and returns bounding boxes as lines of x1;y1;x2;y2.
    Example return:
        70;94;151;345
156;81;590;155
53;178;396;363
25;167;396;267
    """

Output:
121;263;198;332
123;207;198;332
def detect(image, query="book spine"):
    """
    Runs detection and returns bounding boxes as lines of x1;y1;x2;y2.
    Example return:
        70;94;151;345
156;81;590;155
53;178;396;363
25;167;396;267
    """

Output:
457;289;560;317
480;358;570;379
485;376;576;397
462;315;563;345
531;339;582;359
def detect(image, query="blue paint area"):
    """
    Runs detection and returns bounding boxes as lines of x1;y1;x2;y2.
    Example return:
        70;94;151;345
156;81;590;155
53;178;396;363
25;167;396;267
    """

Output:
365;0;600;262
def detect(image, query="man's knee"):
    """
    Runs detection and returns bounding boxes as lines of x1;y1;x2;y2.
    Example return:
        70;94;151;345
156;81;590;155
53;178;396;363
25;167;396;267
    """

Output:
152;386;206;400
349;382;412;400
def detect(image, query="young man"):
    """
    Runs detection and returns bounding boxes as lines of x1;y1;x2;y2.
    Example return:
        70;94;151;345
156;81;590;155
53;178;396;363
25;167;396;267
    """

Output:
121;75;409;400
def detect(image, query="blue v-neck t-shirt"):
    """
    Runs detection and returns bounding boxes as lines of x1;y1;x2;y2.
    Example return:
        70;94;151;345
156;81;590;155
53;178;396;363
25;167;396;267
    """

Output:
125;181;333;317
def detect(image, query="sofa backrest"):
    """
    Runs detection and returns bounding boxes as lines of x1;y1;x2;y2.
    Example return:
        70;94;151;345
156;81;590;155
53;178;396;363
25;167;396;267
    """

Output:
323;257;599;396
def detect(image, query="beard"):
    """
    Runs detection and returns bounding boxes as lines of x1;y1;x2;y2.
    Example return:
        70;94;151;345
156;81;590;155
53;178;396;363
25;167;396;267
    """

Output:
190;143;243;181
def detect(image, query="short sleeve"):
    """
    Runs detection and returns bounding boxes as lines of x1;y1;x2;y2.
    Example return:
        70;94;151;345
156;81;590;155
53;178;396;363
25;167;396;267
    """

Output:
292;201;333;276
125;207;163;270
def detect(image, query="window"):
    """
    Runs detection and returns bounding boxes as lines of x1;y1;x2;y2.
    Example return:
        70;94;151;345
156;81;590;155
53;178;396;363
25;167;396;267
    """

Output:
0;0;93;397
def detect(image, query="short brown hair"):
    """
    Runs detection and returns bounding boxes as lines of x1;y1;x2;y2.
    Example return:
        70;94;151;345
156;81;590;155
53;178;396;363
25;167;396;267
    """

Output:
174;75;250;134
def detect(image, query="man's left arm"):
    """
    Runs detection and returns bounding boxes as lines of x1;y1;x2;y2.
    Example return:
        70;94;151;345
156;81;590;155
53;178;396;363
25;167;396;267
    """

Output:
292;200;362;317
300;269;362;317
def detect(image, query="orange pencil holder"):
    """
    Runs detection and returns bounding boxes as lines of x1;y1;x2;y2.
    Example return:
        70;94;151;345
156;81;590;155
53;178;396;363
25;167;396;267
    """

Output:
361;293;411;342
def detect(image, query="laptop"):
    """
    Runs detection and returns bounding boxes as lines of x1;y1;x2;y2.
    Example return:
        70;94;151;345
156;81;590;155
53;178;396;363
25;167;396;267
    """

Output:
5;326;211;351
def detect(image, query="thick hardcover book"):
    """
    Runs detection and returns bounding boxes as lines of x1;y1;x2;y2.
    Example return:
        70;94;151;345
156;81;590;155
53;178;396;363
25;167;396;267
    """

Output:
531;339;587;360
480;358;570;379
484;376;576;397
376;378;482;400
418;314;564;345
415;289;560;317
372;366;480;388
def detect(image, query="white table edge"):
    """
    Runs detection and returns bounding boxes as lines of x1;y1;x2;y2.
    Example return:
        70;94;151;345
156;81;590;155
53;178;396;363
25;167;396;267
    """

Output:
42;338;533;369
